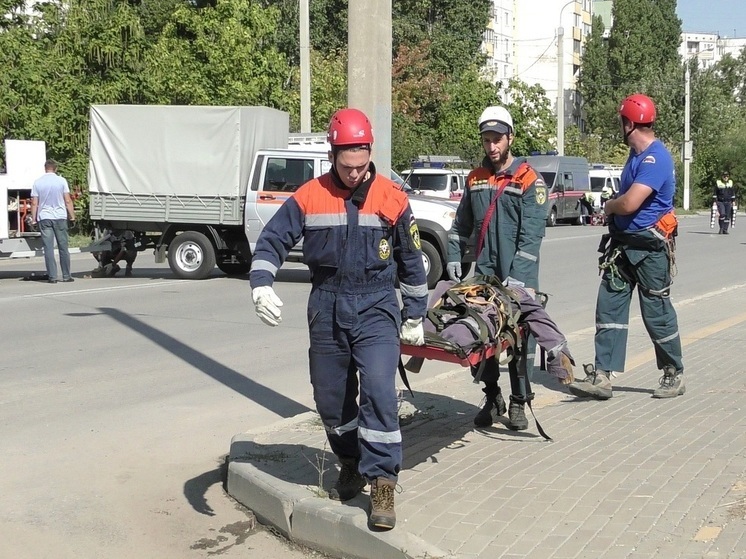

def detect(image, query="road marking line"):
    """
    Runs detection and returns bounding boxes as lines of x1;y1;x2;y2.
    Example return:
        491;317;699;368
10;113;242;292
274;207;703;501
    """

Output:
0;280;189;302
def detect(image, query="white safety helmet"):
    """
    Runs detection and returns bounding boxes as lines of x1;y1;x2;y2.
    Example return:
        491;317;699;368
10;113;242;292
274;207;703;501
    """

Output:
478;106;513;135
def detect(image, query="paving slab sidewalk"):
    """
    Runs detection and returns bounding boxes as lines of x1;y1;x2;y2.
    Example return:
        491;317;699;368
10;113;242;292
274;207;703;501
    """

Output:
228;285;746;559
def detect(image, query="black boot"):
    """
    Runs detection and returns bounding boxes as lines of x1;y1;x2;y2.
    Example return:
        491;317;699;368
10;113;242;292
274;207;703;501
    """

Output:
507;396;529;431
329;457;365;501
474;384;507;427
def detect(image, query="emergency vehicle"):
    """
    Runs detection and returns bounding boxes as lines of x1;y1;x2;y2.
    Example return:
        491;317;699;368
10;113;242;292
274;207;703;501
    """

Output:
0;140;47;259
525;153;591;227
400;156;470;200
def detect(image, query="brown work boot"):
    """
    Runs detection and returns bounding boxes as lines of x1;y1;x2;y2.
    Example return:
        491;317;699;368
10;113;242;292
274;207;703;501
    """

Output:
369;477;397;530
329;457;365;501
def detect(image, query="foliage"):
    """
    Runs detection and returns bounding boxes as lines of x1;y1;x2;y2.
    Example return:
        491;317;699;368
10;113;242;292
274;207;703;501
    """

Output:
564;127;628;165
146;1;291;109
503;79;555;157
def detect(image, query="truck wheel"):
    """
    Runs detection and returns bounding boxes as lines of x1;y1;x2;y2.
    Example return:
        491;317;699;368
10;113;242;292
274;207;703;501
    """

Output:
217;261;250;275
420;239;443;289
167;231;216;279
546;207;558;227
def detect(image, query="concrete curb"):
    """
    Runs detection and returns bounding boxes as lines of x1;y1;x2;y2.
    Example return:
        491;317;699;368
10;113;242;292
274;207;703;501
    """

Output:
227;411;453;559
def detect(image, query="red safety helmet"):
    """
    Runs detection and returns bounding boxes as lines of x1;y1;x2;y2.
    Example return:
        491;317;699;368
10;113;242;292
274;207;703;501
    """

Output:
327;108;374;147
619;93;656;125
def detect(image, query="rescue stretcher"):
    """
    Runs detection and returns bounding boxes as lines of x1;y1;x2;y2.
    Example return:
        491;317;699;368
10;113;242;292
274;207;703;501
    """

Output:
399;327;525;369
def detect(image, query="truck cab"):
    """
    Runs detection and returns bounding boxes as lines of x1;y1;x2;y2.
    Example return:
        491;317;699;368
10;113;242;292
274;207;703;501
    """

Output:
244;148;472;288
400;156;470;200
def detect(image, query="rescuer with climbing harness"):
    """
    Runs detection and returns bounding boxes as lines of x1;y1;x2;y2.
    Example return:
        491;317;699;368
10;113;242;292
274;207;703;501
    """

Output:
568;93;685;400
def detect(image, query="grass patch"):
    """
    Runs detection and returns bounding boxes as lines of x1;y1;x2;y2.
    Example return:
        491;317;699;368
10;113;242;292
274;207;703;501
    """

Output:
69;233;92;248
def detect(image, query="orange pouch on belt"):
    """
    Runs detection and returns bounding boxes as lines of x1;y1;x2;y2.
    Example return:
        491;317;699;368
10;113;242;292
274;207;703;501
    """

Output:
656;211;678;238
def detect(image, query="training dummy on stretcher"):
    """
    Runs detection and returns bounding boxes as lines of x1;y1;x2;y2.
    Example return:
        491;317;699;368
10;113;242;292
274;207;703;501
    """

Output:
400;275;574;380
399;275;574;438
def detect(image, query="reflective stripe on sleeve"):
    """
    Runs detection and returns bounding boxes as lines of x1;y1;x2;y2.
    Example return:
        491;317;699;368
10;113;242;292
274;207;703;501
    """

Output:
399;282;429;298
516;250;538;262
250;259;279;275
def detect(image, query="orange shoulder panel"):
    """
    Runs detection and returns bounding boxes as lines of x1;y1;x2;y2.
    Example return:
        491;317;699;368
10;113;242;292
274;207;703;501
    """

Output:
515;163;540;192
292;174;346;215
363;176;409;225
467;167;492;189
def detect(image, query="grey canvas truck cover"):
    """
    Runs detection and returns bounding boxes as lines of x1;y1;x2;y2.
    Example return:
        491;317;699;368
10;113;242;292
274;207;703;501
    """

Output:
89;105;289;226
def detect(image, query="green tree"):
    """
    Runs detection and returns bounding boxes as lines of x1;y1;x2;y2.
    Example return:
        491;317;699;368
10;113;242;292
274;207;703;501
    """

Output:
146;0;292;109
577;15;616;136
504;79;555;156
433;66;497;165
393;0;490;75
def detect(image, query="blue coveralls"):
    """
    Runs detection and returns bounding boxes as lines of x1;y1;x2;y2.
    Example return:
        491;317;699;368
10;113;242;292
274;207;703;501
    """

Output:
447;157;548;400
595;140;684;374
250;165;428;481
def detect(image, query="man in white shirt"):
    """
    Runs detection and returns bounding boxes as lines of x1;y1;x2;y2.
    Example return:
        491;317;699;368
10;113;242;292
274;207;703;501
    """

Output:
31;159;76;283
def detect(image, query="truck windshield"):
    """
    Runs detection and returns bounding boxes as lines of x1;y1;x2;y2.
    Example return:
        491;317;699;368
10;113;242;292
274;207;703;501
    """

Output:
538;172;556;187
590;177;606;192
408;174;448;192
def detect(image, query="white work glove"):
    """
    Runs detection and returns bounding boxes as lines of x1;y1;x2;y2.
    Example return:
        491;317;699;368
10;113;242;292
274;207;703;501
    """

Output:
252;285;283;327
400;318;425;346
446;261;462;283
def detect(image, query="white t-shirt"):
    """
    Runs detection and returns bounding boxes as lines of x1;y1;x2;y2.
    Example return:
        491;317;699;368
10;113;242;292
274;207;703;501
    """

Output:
31;172;70;220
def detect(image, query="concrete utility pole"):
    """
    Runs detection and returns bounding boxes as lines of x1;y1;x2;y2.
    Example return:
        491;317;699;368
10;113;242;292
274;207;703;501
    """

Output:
683;63;692;210
348;0;392;177
557;24;565;156
300;0;311;133
556;0;575;157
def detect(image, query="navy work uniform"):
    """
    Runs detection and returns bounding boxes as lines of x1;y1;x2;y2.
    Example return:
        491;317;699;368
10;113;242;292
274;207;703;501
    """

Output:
447;157;547;400
714;176;735;234
250;165;428;481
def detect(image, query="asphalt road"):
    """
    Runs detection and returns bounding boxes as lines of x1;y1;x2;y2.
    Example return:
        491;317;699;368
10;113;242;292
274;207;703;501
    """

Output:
0;214;741;558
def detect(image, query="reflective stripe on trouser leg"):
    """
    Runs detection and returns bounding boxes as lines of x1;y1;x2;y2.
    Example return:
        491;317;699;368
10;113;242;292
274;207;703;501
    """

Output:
634;249;684;372
594;271;633;373
353;304;402;481
308;295;360;460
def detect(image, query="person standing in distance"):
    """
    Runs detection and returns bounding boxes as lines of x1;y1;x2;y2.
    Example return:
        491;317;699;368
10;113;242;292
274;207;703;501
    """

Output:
31;159;76;283
249;108;428;530
568;93;684;400
714;171;735;235
446;106;549;431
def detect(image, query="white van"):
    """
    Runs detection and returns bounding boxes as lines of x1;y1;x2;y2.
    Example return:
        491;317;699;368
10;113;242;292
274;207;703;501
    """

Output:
588;165;622;209
401;156;471;200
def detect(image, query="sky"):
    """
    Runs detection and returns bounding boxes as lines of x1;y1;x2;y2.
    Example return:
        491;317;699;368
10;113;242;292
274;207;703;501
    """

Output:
676;0;746;36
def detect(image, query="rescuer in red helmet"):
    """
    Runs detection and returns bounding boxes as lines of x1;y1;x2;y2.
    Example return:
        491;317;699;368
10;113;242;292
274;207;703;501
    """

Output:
250;108;427;530
568;93;685;401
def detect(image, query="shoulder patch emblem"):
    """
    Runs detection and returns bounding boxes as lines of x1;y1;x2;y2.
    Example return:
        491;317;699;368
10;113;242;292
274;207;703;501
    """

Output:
535;186;547;205
379;238;391;260
409;222;421;250
643;155;656;164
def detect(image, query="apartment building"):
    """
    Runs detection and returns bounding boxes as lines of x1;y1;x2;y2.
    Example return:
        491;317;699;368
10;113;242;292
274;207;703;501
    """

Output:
482;0;592;129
